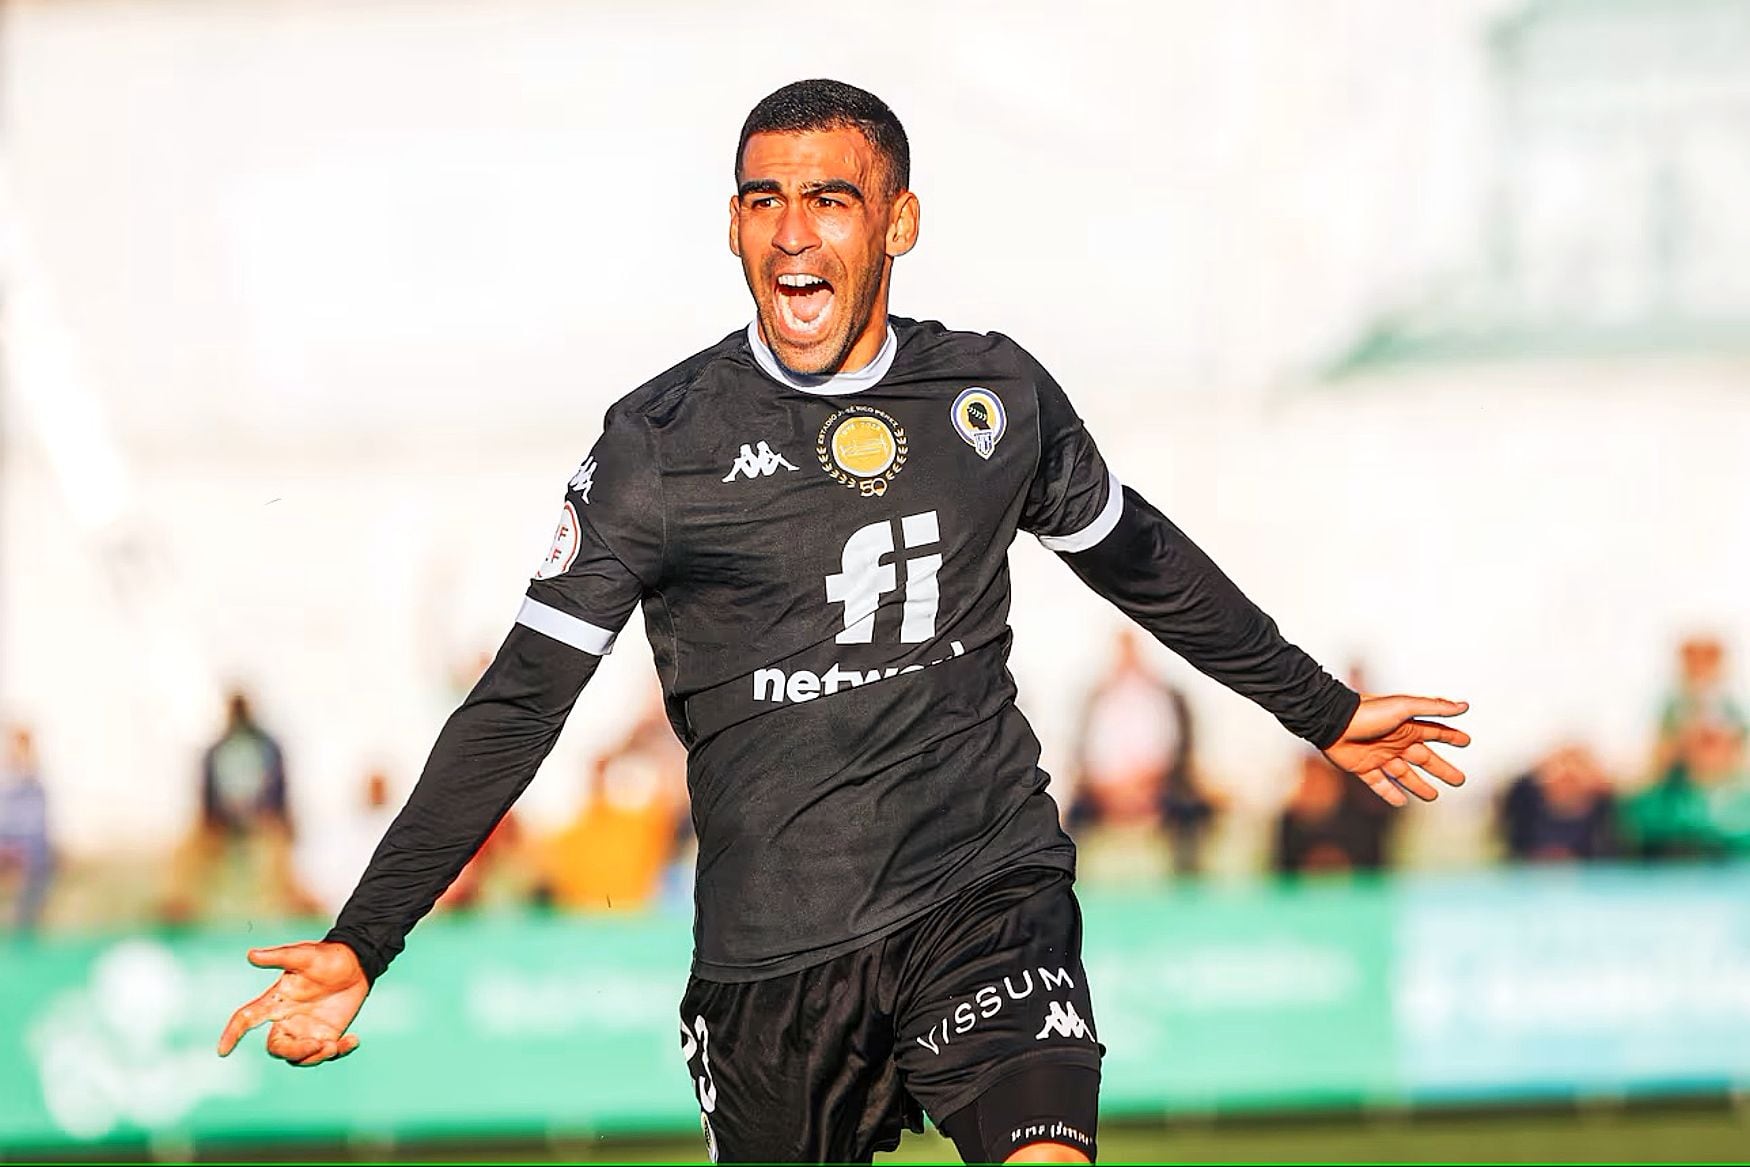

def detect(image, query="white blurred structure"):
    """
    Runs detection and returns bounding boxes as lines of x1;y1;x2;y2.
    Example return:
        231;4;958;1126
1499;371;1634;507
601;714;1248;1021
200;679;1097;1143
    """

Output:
1;0;1746;861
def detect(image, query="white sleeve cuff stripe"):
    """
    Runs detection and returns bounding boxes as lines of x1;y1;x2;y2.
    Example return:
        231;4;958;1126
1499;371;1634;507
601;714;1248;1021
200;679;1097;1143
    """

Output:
1037;470;1125;553
516;597;618;655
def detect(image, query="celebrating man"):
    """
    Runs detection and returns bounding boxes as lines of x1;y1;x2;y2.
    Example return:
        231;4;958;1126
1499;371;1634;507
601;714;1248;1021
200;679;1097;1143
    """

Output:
220;79;1468;1164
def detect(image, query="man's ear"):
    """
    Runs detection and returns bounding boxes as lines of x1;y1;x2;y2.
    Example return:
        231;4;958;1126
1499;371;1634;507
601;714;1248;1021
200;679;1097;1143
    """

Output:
728;194;743;258
886;190;920;259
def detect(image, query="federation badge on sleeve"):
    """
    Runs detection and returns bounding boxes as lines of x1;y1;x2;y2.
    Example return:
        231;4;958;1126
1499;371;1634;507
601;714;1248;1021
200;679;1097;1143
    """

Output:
534;501;580;580
816;405;908;496
951;387;1006;459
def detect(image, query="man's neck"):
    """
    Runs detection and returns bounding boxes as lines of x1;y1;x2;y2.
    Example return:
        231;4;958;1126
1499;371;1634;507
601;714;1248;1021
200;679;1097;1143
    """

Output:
746;319;898;396
835;311;894;375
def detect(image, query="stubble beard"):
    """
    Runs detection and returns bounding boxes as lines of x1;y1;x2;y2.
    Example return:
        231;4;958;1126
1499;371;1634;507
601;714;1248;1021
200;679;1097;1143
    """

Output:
760;304;857;376
752;260;885;378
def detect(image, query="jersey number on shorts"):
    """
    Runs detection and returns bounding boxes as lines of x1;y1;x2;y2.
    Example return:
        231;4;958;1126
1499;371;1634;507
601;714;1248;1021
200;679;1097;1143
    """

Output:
825;511;942;644
679;1014;719;1114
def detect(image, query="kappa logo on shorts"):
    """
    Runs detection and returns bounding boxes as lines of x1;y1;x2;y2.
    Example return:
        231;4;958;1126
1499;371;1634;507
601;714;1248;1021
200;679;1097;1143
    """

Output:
912;966;1077;1056
1034;1000;1092;1041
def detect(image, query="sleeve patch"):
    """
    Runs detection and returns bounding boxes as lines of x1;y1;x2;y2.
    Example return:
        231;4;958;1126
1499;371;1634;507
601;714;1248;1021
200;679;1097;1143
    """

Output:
533;501;581;581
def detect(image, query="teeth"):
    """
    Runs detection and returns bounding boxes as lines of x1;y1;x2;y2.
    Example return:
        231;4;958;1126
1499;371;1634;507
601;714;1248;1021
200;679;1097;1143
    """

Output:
777;287;832;335
778;273;827;288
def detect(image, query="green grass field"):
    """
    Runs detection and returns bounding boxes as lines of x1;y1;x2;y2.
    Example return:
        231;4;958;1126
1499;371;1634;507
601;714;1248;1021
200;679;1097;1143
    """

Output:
356;1105;1750;1164
16;1104;1749;1162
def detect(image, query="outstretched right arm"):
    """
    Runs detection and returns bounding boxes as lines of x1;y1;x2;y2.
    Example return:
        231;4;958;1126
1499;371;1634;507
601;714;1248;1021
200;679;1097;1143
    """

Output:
217;633;598;1065
219;407;666;1062
323;624;604;979
330;408;665;981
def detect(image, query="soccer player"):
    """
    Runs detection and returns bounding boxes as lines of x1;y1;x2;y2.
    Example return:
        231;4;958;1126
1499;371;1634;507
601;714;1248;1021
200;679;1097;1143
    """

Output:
218;80;1469;1164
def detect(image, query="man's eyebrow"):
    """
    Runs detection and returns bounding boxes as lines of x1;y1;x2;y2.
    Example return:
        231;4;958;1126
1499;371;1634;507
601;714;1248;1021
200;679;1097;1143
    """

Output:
802;179;864;201
736;178;867;201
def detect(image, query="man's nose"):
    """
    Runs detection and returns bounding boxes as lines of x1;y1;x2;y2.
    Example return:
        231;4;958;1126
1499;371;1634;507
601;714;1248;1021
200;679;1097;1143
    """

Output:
772;202;819;255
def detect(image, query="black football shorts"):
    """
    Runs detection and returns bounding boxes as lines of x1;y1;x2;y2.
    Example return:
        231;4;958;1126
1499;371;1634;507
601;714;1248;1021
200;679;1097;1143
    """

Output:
676;866;1102;1163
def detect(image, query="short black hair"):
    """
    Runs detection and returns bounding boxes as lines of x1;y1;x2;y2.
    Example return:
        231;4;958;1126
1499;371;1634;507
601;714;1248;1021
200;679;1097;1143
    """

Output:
736;79;910;197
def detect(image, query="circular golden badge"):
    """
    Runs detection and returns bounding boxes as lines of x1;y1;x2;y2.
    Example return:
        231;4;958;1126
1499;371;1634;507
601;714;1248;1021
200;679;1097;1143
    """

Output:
832;416;897;477
816;406;908;496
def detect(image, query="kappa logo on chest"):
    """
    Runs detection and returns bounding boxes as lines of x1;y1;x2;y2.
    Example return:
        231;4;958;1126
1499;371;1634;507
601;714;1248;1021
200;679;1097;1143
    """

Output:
721;440;798;483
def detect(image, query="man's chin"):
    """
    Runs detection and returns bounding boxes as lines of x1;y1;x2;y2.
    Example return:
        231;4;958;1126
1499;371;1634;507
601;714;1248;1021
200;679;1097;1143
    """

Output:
763;320;849;377
774;347;843;377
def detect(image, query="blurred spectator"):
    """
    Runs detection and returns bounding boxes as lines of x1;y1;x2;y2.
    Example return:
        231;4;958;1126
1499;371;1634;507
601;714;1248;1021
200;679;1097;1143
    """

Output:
1701;728;1750;855
162;690;319;923
0;726;53;932
201;690;290;832
299;769;401;915
1653;635;1745;775
537;695;686;913
1624;716;1750;860
1497;744;1618;862
1067;628;1216;878
1274;754;1388;877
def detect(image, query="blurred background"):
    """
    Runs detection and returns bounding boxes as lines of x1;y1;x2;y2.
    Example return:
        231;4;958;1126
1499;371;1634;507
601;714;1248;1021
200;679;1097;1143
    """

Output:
2;0;1749;1160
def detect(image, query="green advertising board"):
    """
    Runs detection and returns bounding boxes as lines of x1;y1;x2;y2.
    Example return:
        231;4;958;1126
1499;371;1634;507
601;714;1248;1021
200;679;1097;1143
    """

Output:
4;865;1749;1153
1085;878;1398;1113
0;913;697;1149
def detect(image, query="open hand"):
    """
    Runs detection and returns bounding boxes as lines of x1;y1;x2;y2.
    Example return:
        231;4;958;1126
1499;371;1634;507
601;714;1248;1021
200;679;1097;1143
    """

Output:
216;941;368;1067
1324;695;1470;807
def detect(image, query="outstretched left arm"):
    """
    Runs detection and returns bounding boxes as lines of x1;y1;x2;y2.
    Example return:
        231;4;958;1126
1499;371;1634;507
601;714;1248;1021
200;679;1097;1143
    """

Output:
1012;339;1467;805
1054;483;1468;806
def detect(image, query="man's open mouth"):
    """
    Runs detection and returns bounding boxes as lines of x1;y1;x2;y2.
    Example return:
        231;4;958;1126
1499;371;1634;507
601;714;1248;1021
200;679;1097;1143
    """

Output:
775;273;834;336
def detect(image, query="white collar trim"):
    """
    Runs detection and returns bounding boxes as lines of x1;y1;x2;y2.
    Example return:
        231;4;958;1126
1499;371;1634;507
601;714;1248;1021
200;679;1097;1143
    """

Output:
745;320;897;396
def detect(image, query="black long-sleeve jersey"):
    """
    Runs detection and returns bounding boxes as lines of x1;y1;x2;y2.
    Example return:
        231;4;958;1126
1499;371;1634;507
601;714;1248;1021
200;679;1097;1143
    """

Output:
327;317;1359;983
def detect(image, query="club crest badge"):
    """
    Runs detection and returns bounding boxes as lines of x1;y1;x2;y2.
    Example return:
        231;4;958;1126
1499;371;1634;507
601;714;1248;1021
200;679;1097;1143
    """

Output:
817;405;908;496
951;387;1006;459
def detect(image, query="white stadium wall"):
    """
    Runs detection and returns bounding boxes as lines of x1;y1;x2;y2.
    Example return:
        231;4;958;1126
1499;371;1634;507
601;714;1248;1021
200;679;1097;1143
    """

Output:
2;0;1744;858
